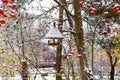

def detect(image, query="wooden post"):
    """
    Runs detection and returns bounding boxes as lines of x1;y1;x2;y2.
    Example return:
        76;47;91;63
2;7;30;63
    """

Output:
21;61;28;80
55;0;63;80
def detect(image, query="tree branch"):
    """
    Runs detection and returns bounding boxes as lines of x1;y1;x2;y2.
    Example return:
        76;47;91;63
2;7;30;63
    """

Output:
53;0;74;18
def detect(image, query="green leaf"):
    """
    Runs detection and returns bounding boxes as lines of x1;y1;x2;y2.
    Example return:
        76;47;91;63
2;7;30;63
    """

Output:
71;72;79;77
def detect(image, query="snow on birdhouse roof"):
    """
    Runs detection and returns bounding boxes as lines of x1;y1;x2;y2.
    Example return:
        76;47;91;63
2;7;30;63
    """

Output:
45;26;64;39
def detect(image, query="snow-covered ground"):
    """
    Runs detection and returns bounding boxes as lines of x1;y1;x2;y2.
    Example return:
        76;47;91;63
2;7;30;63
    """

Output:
0;73;55;80
0;68;119;80
0;68;56;80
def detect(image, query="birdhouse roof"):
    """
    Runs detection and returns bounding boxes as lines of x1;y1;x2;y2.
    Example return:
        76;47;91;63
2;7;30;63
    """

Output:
45;26;64;39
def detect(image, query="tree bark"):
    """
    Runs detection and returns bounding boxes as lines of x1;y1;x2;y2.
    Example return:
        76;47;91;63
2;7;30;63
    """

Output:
106;50;118;80
110;57;117;80
72;0;88;79
21;61;28;80
55;0;63;80
110;64;115;80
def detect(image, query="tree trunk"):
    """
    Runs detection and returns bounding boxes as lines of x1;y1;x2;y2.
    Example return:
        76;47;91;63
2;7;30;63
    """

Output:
110;64;115;80
54;0;88;79
55;0;63;80
73;0;88;79
110;57;117;80
106;50;118;80
21;61;28;80
55;43;62;80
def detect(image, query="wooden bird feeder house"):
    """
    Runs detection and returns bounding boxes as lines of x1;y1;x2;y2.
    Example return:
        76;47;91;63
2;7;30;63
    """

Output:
45;22;64;46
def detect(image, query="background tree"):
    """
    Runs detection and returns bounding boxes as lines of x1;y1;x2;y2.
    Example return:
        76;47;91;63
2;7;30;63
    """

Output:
0;0;56;80
53;0;120;80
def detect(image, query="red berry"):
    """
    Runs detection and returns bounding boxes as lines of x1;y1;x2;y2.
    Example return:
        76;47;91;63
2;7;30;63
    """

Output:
89;7;96;12
106;24;110;28
117;11;120;15
2;0;8;4
70;51;74;54
67;53;73;56
89;7;93;10
42;48;47;51
11;3;16;8
79;1;84;7
101;31;108;36
0;19;6;24
10;9;15;13
101;19;106;22
77;54;82;59
91;8;96;12
10;12;16;18
0;8;4;15
8;3;17;8
112;4;119;11
69;26;73;30
86;4;91;9
2;13;8;18
90;11;95;15
11;0;14;2
104;11;109;16
92;2;97;7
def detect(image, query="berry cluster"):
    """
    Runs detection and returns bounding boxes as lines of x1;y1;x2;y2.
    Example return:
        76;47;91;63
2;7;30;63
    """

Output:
0;0;16;24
